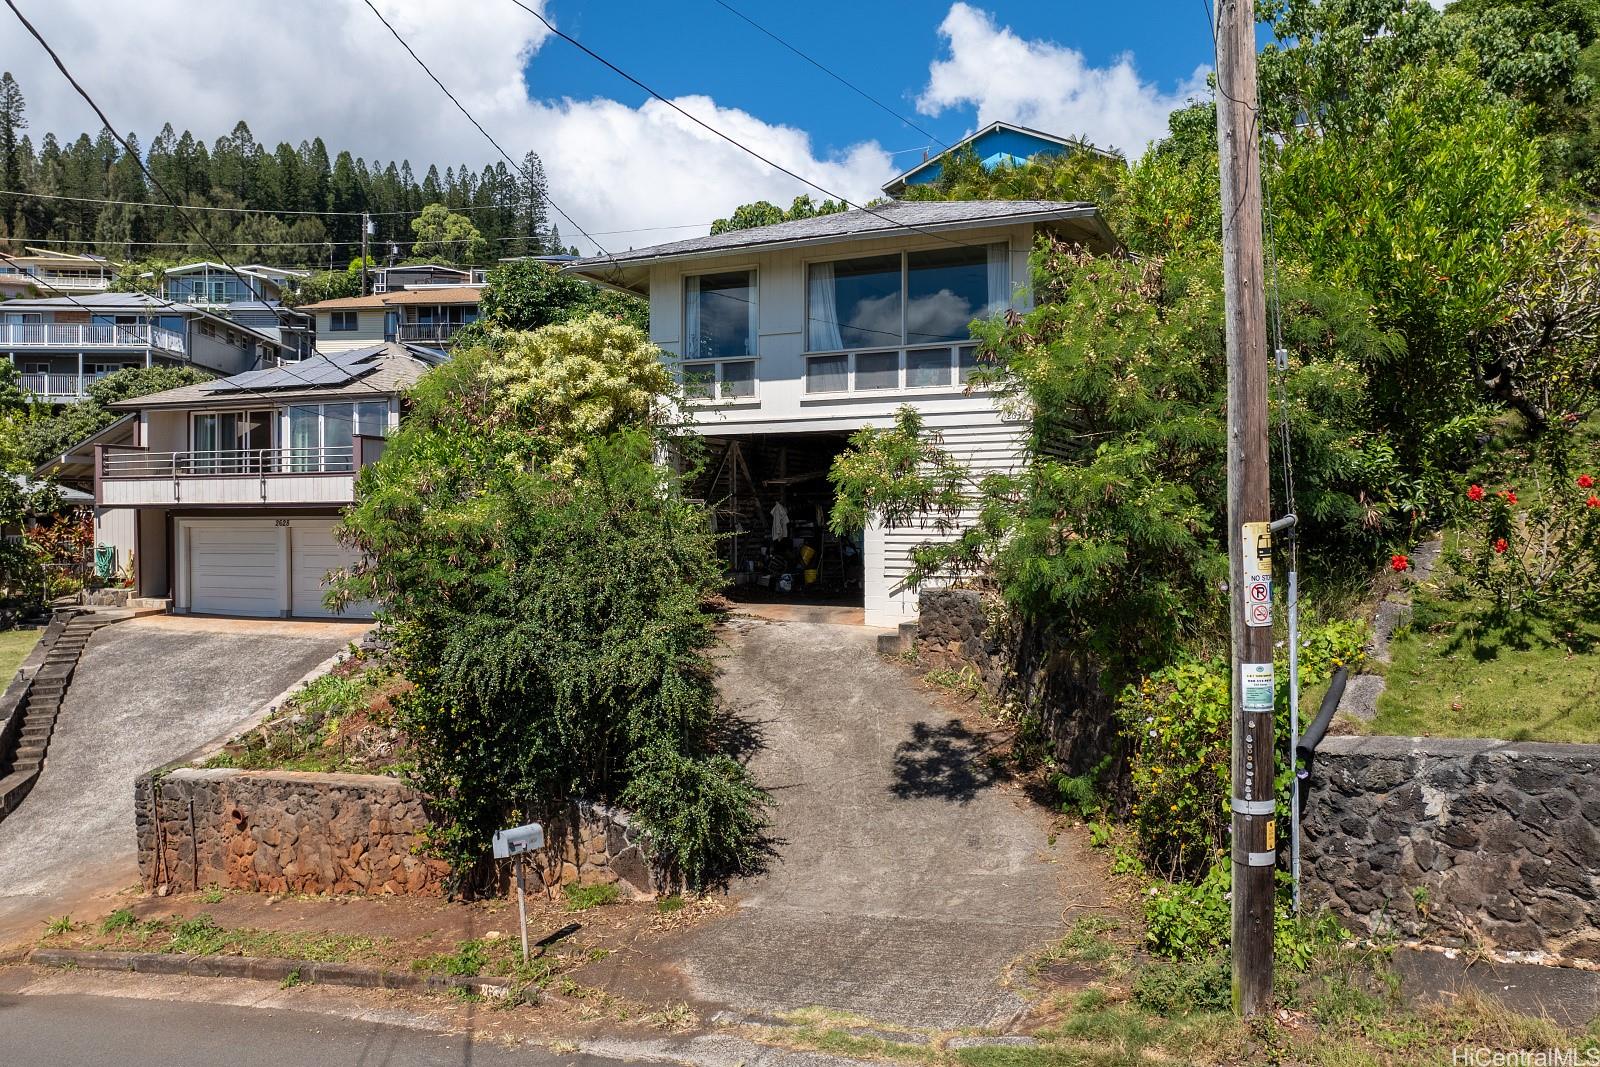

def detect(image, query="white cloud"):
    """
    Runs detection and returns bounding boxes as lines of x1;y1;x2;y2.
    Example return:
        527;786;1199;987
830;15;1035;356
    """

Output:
916;2;1211;157
0;0;892;253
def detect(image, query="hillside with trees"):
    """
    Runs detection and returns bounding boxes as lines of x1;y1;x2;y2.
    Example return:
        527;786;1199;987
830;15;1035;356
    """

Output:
0;71;573;269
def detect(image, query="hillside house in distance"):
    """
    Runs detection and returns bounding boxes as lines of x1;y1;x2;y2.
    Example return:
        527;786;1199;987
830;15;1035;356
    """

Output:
371;263;486;292
881;121;1115;197
0;293;308;403
565;199;1114;627
0;249;116;296
300;287;482;354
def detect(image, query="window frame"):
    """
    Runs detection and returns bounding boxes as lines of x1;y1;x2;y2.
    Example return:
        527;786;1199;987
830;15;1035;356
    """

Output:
328;310;359;332
680;357;760;404
681;265;758;364
803;241;1009;357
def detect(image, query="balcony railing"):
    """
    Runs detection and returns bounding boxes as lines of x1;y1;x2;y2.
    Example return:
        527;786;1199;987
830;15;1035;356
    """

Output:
18;373;103;402
102;445;377;478
0;322;185;354
395;321;472;343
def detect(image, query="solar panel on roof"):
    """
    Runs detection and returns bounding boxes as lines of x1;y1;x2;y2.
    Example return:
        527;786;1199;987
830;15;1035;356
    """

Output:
203;349;382;393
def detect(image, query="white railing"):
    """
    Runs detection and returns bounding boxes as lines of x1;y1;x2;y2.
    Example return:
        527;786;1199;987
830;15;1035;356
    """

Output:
0;321;185;354
33;273;113;291
18;373;98;401
103;446;362;477
397;321;471;343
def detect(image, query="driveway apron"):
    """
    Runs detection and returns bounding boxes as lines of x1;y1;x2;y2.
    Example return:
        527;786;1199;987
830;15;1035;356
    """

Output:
591;617;1101;1030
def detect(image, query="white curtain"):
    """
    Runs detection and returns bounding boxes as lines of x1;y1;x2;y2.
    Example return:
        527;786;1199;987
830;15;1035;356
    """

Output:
986;243;1011;317
807;262;843;351
683;274;701;358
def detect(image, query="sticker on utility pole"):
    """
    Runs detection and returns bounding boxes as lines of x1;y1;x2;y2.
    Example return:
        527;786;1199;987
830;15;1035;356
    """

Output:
1241;662;1274;712
1241;520;1273;627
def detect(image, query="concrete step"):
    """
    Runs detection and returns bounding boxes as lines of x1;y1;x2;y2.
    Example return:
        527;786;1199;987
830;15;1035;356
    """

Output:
28;685;65;699
14;744;45;764
0;768;40;814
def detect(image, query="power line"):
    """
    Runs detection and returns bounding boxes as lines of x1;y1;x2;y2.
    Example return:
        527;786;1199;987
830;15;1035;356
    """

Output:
710;0;949;150
357;0;619;271
0;187;551;221
503;0;979;254
2;0;399;407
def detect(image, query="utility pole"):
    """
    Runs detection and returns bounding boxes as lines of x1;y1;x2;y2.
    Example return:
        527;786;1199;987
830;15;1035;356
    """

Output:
360;212;372;296
1214;0;1275;1017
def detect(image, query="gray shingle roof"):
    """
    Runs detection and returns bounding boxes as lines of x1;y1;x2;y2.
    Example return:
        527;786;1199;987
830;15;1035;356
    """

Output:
565;200;1103;272
109;343;431;411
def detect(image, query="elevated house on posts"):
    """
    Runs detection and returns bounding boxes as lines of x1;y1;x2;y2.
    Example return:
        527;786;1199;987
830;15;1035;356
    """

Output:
565;199;1114;627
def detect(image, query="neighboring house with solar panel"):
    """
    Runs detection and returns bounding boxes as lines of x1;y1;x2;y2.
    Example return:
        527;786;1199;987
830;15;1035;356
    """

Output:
35;343;437;619
564;199;1114;627
299;286;483;354
0;292;308;404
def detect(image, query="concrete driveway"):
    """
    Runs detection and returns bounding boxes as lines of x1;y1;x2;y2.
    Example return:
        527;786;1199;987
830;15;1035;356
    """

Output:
586;617;1102;1031
0;615;365;944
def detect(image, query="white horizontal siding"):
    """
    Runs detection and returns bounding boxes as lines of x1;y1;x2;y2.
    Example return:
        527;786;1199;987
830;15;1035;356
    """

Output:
93;507;137;575
865;415;1028;627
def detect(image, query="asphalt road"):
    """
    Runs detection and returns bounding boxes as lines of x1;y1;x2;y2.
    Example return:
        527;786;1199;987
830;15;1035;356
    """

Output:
0;993;646;1067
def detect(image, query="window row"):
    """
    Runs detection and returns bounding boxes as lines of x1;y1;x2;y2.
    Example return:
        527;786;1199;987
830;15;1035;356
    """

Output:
682;358;757;402
681;243;1011;361
805;344;982;395
190;401;389;472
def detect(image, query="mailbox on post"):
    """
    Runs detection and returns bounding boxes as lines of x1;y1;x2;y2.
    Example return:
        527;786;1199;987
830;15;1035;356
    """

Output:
493;822;544;859
493;822;545;965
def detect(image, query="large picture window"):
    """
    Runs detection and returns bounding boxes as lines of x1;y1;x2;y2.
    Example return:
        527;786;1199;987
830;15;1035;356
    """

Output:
684;270;755;360
807;244;1008;353
192;409;273;473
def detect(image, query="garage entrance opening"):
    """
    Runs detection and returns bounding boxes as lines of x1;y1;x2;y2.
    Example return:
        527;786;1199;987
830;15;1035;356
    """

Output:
687;432;864;614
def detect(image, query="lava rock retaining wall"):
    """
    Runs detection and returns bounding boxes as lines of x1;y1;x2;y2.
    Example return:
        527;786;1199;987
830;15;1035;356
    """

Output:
1303;735;1600;961
136;768;655;898
911;587;1121;780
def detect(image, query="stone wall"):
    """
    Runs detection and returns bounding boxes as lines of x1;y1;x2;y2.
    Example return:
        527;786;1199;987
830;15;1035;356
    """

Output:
912;587;1122;781
136;767;657;898
1303;735;1600;961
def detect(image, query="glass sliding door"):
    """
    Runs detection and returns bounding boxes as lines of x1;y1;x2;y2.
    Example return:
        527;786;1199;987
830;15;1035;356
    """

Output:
289;405;320;472
323;403;354;471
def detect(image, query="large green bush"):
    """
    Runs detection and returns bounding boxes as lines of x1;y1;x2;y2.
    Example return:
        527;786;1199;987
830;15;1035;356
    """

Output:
336;314;765;890
1116;620;1366;878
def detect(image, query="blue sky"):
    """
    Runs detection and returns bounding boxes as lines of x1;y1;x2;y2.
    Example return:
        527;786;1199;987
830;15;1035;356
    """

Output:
7;1;1218;250
530;0;1216;164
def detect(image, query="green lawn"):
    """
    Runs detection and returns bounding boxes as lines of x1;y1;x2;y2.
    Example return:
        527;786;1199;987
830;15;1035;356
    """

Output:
0;625;42;686
1374;594;1600;743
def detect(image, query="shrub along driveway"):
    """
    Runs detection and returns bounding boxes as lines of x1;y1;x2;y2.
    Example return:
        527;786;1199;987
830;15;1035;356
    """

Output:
0;614;364;945
584;617;1103;1031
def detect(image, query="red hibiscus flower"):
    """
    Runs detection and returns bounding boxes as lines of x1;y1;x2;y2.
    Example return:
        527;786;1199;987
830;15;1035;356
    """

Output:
1501;489;1518;505
1494;538;1509;554
1579;474;1595;490
1588;495;1599;509
1390;554;1409;572
1467;484;1485;502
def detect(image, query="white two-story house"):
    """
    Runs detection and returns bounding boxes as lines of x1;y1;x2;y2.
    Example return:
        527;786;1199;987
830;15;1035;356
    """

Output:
37;343;435;619
565;199;1113;627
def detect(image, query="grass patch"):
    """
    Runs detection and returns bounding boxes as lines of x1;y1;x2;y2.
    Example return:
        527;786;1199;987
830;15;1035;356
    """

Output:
202;662;411;775
1375;590;1600;742
563;883;621;911
0;625;41;682
655;893;686;915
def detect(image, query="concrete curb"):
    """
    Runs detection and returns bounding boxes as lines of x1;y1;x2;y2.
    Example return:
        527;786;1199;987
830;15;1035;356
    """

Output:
28;947;519;998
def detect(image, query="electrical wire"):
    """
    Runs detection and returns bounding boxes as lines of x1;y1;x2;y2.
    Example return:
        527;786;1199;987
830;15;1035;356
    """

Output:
502;0;988;255
356;0;622;275
709;0;949;149
1;0;415;407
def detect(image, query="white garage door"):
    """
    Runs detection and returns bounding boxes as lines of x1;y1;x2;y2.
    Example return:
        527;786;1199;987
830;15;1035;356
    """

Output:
182;517;374;620
291;521;373;619
188;521;281;617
